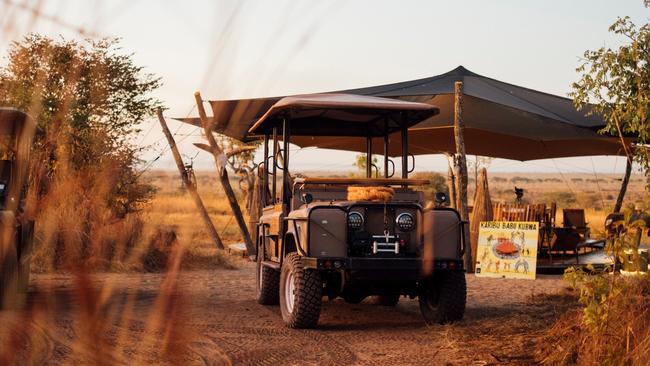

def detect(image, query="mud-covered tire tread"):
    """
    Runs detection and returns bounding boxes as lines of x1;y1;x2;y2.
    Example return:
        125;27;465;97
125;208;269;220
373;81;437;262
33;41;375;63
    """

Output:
419;271;466;324
280;253;322;329
256;259;280;305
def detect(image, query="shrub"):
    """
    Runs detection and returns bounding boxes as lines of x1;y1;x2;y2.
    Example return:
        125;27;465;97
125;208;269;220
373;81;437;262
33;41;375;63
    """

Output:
411;171;448;202
540;191;577;207
539;211;650;365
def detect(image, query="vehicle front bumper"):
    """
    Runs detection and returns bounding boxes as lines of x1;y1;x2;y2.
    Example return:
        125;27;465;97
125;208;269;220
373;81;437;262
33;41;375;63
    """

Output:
300;256;464;273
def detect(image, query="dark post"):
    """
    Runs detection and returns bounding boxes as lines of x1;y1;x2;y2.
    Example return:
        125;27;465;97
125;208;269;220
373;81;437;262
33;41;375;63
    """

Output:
401;115;408;179
384;117;389;178
272;127;278;204
262;134;269;207
366;136;372;178
282;117;291;211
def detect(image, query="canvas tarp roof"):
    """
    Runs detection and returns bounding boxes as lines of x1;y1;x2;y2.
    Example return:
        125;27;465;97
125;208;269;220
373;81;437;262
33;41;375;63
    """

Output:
177;66;627;160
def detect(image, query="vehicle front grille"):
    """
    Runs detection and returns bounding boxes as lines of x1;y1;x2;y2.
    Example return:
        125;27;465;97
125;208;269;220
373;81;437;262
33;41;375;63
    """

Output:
347;204;419;257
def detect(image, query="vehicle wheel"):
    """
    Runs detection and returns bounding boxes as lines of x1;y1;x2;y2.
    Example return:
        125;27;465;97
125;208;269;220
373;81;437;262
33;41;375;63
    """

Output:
377;294;400;306
342;292;366;304
279;253;322;328
418;271;466;325
256;254;279;305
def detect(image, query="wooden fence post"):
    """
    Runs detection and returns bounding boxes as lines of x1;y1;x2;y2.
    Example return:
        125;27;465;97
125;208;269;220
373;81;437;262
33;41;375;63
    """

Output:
194;92;255;257
156;108;224;249
454;81;472;272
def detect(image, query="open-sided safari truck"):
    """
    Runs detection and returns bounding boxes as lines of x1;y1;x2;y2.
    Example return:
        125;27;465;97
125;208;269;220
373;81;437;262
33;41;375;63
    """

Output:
0;108;35;309
252;94;467;328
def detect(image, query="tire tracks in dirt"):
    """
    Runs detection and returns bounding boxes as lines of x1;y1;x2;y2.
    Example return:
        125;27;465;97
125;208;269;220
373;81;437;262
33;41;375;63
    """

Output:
198;325;357;366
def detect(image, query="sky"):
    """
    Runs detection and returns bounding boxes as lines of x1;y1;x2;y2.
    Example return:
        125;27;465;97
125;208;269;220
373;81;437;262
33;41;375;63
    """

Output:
0;0;648;175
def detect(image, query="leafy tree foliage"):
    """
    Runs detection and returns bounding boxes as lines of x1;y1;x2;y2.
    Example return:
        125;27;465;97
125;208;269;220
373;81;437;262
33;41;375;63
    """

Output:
0;35;161;216
353;153;379;176
572;17;650;186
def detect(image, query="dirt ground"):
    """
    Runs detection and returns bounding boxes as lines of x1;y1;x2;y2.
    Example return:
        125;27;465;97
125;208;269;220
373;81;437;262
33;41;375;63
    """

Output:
1;262;575;365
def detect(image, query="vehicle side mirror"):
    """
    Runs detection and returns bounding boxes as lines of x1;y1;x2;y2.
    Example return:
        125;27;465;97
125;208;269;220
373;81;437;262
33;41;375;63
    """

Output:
434;192;448;206
301;193;313;204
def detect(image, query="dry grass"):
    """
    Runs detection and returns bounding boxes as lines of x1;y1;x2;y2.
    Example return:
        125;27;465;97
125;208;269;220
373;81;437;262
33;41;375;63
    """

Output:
537;276;650;365
30;170;244;273
482;172;646;213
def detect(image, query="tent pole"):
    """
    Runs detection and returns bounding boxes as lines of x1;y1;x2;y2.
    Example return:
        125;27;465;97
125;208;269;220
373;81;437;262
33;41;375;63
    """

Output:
194;91;255;257
156;108;224;250
454;81;472;272
614;157;632;213
446;154;457;209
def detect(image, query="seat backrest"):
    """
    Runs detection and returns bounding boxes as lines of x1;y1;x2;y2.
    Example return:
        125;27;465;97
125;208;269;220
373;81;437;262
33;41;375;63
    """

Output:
291;184;425;209
563;209;586;228
492;202;546;223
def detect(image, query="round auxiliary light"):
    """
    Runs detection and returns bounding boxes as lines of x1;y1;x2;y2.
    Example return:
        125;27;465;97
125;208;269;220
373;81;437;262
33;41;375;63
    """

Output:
348;211;364;230
396;213;415;232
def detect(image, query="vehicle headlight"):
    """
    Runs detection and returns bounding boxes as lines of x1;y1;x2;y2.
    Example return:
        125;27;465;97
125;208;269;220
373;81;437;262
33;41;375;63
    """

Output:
348;211;364;230
396;213;415;232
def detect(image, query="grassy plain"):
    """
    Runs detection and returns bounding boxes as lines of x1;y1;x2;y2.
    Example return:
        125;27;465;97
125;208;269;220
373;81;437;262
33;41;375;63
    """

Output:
146;169;647;248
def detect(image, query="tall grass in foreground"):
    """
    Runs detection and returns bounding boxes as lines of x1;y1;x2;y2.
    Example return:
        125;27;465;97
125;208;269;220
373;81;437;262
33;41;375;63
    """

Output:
538;275;650;365
1;169;241;363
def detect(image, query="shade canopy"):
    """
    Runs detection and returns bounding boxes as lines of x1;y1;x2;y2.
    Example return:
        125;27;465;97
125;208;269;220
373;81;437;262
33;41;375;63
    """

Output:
248;93;439;136
178;66;627;160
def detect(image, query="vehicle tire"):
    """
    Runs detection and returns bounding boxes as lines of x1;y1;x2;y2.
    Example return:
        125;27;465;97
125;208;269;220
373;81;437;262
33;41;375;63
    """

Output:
418;271;466;325
256;254;279;305
377;294;400;306
279;252;322;328
342;292;366;304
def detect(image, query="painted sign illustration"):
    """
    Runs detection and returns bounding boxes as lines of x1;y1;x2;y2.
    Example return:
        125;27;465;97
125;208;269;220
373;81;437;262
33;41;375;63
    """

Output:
475;221;538;280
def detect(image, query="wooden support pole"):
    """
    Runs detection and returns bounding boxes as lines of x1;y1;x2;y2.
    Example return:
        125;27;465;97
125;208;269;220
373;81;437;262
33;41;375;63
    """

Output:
470;168;492;271
446;154;457;209
194;92;255;257
614;157;633;213
156;108;224;250
454;81;472;272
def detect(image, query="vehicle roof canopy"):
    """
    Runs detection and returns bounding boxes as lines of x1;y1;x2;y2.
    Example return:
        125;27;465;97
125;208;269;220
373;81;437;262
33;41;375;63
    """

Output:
247;93;439;137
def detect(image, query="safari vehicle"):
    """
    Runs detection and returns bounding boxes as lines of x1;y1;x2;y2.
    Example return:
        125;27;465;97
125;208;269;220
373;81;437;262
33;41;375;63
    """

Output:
0;108;35;309
252;94;467;328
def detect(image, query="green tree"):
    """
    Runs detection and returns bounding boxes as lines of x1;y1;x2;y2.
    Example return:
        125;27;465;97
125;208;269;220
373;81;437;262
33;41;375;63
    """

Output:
353;153;379;176
571;17;650;187
0;35;160;216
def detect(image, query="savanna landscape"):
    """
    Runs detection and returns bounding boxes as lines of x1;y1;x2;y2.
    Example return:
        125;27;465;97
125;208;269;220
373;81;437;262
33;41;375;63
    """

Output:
1;1;650;366
1;171;647;364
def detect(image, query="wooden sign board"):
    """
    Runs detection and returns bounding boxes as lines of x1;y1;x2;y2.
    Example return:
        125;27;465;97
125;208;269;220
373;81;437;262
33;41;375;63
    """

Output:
475;221;538;280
